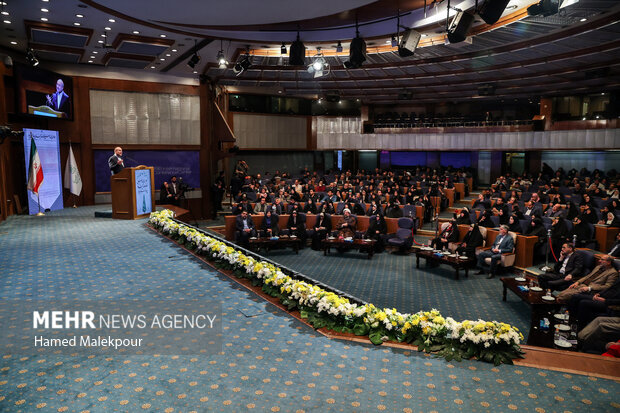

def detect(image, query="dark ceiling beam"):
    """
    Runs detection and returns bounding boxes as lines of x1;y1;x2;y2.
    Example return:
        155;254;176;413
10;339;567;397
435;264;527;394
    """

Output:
160;38;213;73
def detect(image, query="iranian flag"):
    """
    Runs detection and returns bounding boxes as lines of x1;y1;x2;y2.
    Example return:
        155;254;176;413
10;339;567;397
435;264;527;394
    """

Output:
27;136;44;194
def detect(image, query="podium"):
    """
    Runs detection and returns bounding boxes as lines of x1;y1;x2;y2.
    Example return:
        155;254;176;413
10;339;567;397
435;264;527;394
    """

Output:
27;105;66;118
111;166;155;219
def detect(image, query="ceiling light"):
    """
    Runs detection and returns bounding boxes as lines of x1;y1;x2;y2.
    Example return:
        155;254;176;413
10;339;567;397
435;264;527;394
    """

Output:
159;34;166;38
336;41;343;53
101;34;106;37
74;22;81;26
104;26;111;30
193;70;197;74
3;20;10;24
26;48;39;66
89;56;95;59
92;51;98;54
165;53;170;56
216;50;227;67
160;58;165;61
1;11;9;16
150;66;155;69
97;40;104;44
88;60;93;63
108;18;115;22
40;17;48;21
41;0;48;2
172;49;177;52
41;8;48;12
76;14;83;18
10;41;16;45
133;30;140;34
580;17;587;21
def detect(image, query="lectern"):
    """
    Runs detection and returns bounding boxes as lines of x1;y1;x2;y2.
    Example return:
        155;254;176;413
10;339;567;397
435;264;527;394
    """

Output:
111;166;155;219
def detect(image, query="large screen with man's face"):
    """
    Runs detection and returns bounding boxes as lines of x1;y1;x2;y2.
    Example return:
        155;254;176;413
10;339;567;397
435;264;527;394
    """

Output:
15;63;74;120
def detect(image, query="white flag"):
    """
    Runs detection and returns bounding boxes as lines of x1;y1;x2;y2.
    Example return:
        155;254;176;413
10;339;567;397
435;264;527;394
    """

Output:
63;144;82;196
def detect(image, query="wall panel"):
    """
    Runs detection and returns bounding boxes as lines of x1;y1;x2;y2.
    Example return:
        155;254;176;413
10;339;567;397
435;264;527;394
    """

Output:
233;113;307;149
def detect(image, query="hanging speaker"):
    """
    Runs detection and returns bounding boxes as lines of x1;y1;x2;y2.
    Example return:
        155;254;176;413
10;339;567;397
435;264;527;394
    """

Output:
447;11;475;44
478;0;511;25
398;29;421;57
289;39;305;66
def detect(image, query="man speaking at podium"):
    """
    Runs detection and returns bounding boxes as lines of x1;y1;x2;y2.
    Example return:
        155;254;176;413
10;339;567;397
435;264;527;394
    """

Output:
108;147;125;175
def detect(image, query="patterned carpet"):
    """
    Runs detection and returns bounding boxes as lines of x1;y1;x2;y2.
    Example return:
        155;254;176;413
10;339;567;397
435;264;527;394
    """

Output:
0;206;619;412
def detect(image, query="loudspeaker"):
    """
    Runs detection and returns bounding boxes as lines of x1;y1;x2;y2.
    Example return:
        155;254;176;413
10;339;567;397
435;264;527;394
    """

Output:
398;29;421;57
344;36;366;69
478;0;511;25
289;39;305;66
447;11;475;44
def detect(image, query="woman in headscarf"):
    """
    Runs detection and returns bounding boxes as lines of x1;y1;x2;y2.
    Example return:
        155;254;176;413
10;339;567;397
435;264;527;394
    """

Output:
570;216;594;248
311;212;332;250
477;209;495;228
286;210;306;244
549;216;569;258
455;224;484;260
365;213;387;252
454;207;471;225
526;217;547;263
507;214;522;234
260;210;279;237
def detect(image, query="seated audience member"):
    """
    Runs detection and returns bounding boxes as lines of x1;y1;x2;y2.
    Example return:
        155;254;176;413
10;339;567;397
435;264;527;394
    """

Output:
472;193;490;210
365;213;387;253
160;181;174;204
578;316;620;354
303;199;318;214
311;212;332;250
549;216;569;258
366;203;382;217
348;200;365;216
254;197;269;214
544;203;566;219
271;197;284;215
608;232;620;258
337;208;357;238
566;201;580;220
476;224;514;279
569;279;620;330
580;204;598;225
286;210;306;243
507;215;522;233
317;200;335;215
526;217;547;261
570;216;595;248
557;255;619;303
260;210;279;237
455;224;484;260
454;207;471;225
235;210;256;247
232;197;254;215
538;243;584;291
598;211;620;227
431;220;459;251
523;200;542;218
491;198;509;224
385;200;403;218
477;209;495;228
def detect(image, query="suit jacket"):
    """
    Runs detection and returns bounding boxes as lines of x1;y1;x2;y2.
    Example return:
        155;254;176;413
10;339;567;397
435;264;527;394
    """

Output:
491;233;514;254
235;215;255;232
49;91;70;113
254;202;269;214
552;251;584;278
575;265;619;293
608;240;620;258
108;154;124;175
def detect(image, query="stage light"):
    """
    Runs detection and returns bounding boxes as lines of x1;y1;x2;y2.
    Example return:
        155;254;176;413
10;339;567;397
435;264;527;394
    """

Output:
187;53;200;68
216;50;227;66
233;55;252;76
391;36;398;47
26;48;39;66
280;42;286;55
307;48;329;78
336;41;343;53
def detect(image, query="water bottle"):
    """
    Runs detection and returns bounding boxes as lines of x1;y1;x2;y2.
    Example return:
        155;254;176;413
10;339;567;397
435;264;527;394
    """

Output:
554;326;561;343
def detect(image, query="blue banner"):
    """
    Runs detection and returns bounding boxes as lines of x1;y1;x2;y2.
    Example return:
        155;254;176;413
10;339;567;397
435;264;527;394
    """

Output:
23;129;63;214
94;150;200;192
134;169;152;216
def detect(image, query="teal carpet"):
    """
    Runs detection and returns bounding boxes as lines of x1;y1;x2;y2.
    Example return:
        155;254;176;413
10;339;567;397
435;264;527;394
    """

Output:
1;206;619;412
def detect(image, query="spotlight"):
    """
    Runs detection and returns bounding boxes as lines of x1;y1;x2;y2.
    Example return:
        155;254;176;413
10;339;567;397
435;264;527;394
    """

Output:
26;48;39;66
527;0;559;17
280;42;286;55
216;50;227;68
289;32;305;66
233;55;252;76
307;48;329;78
391;36;398;47
343;35;366;69
336;41;343;53
187;53;200;69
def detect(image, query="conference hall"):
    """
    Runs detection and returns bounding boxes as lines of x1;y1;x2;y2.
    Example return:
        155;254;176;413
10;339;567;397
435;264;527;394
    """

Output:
0;0;619;412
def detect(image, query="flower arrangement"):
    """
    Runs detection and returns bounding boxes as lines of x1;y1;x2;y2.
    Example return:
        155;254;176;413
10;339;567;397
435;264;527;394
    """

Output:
149;210;524;365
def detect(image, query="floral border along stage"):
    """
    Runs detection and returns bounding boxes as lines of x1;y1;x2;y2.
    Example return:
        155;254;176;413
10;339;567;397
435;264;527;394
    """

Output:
149;210;524;365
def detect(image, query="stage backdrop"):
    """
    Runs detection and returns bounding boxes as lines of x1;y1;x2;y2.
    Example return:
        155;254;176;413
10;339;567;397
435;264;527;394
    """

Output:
23;129;63;214
94;150;200;193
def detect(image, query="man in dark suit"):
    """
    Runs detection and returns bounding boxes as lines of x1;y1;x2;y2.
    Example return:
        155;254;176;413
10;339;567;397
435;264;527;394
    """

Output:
476;225;514;278
569;279;620;331
235;210;256;248
538;243;584;291
108;147;124;175
46;78;70;116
